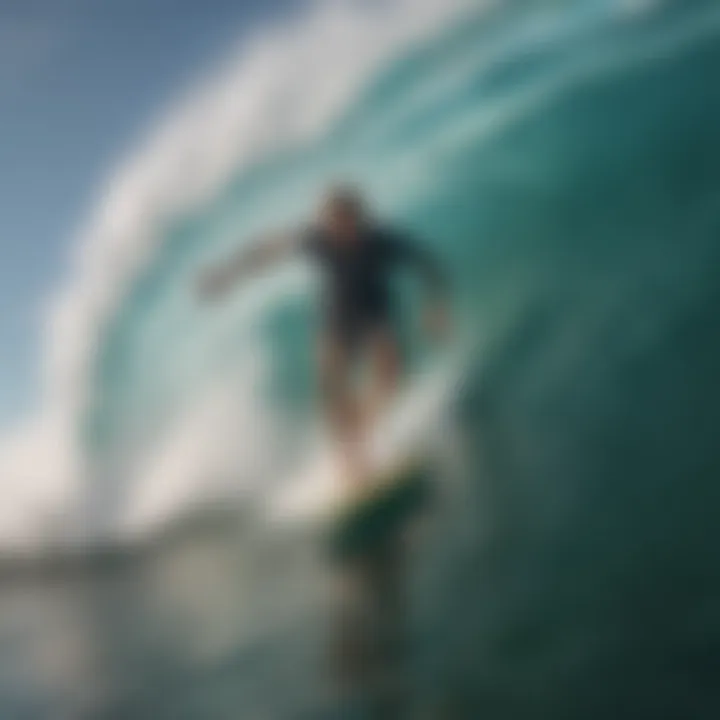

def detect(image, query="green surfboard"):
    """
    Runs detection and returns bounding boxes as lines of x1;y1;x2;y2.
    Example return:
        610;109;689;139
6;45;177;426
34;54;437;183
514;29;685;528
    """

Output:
326;459;434;562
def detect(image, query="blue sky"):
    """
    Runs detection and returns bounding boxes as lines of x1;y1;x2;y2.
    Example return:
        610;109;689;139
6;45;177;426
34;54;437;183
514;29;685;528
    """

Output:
0;0;305;426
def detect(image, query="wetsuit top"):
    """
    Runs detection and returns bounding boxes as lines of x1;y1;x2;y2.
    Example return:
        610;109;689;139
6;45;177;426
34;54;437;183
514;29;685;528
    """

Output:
302;223;446;340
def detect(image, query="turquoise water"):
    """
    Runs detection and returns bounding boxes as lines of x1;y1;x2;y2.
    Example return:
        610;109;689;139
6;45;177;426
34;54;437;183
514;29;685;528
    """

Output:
2;0;720;717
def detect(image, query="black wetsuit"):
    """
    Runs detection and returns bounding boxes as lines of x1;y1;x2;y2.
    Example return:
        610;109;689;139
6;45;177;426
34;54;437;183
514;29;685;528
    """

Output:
302;223;445;350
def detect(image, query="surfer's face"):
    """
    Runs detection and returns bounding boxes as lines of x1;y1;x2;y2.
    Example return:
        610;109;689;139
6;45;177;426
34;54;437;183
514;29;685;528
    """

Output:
320;196;363;245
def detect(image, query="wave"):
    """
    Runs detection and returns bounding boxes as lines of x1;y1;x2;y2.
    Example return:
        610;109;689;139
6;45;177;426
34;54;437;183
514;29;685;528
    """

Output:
0;0;476;554
0;0;716;556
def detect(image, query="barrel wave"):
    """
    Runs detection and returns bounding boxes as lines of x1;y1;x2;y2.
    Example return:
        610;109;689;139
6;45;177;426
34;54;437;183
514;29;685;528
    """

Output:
0;0;720;716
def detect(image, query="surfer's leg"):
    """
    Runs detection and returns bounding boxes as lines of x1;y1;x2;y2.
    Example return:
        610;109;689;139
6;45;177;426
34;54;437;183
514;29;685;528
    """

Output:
319;333;352;436
366;327;403;424
318;333;366;483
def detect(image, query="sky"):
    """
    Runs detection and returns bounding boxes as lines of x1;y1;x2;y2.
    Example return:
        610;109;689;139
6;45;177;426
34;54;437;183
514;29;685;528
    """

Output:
0;0;305;427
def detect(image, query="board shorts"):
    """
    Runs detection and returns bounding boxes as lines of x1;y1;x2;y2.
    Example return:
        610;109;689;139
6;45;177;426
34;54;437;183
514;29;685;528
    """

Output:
323;299;397;356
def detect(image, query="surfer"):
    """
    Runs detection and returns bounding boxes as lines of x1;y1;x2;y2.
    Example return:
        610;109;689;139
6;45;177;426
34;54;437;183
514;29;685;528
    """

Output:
198;185;449;483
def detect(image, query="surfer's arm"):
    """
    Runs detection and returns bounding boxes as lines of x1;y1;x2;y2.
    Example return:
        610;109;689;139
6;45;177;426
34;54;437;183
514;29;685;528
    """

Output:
390;231;451;339
391;232;448;301
196;230;301;300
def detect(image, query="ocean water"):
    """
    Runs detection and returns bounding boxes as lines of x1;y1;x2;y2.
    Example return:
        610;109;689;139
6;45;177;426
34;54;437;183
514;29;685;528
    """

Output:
1;0;720;717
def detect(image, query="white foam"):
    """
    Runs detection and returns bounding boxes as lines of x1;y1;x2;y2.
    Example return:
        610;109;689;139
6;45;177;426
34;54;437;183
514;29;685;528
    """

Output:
0;0;473;551
269;349;466;524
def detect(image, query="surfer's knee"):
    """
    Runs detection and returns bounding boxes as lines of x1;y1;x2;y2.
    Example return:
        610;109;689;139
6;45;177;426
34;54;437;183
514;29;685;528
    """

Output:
371;331;402;391
318;337;353;425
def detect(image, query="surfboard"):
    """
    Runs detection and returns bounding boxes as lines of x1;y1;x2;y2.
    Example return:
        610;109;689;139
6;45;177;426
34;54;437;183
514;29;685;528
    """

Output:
326;457;434;562
268;354;462;528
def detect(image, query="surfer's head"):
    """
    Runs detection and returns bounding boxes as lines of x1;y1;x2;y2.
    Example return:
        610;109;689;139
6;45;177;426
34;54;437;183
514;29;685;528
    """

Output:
319;184;366;243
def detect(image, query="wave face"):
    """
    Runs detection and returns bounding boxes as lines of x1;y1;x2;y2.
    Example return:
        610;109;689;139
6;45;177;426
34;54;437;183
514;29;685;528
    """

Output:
0;0;719;557
80;0;720;549
2;0;720;717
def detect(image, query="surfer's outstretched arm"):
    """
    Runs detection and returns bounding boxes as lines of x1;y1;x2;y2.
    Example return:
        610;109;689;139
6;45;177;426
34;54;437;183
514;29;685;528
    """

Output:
196;230;301;300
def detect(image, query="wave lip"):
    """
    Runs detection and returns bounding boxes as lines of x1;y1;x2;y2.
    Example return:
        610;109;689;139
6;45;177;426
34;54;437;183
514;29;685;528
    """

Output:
0;0;476;554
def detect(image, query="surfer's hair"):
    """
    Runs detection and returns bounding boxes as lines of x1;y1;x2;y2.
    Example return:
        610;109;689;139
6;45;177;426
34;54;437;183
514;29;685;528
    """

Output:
324;183;366;219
